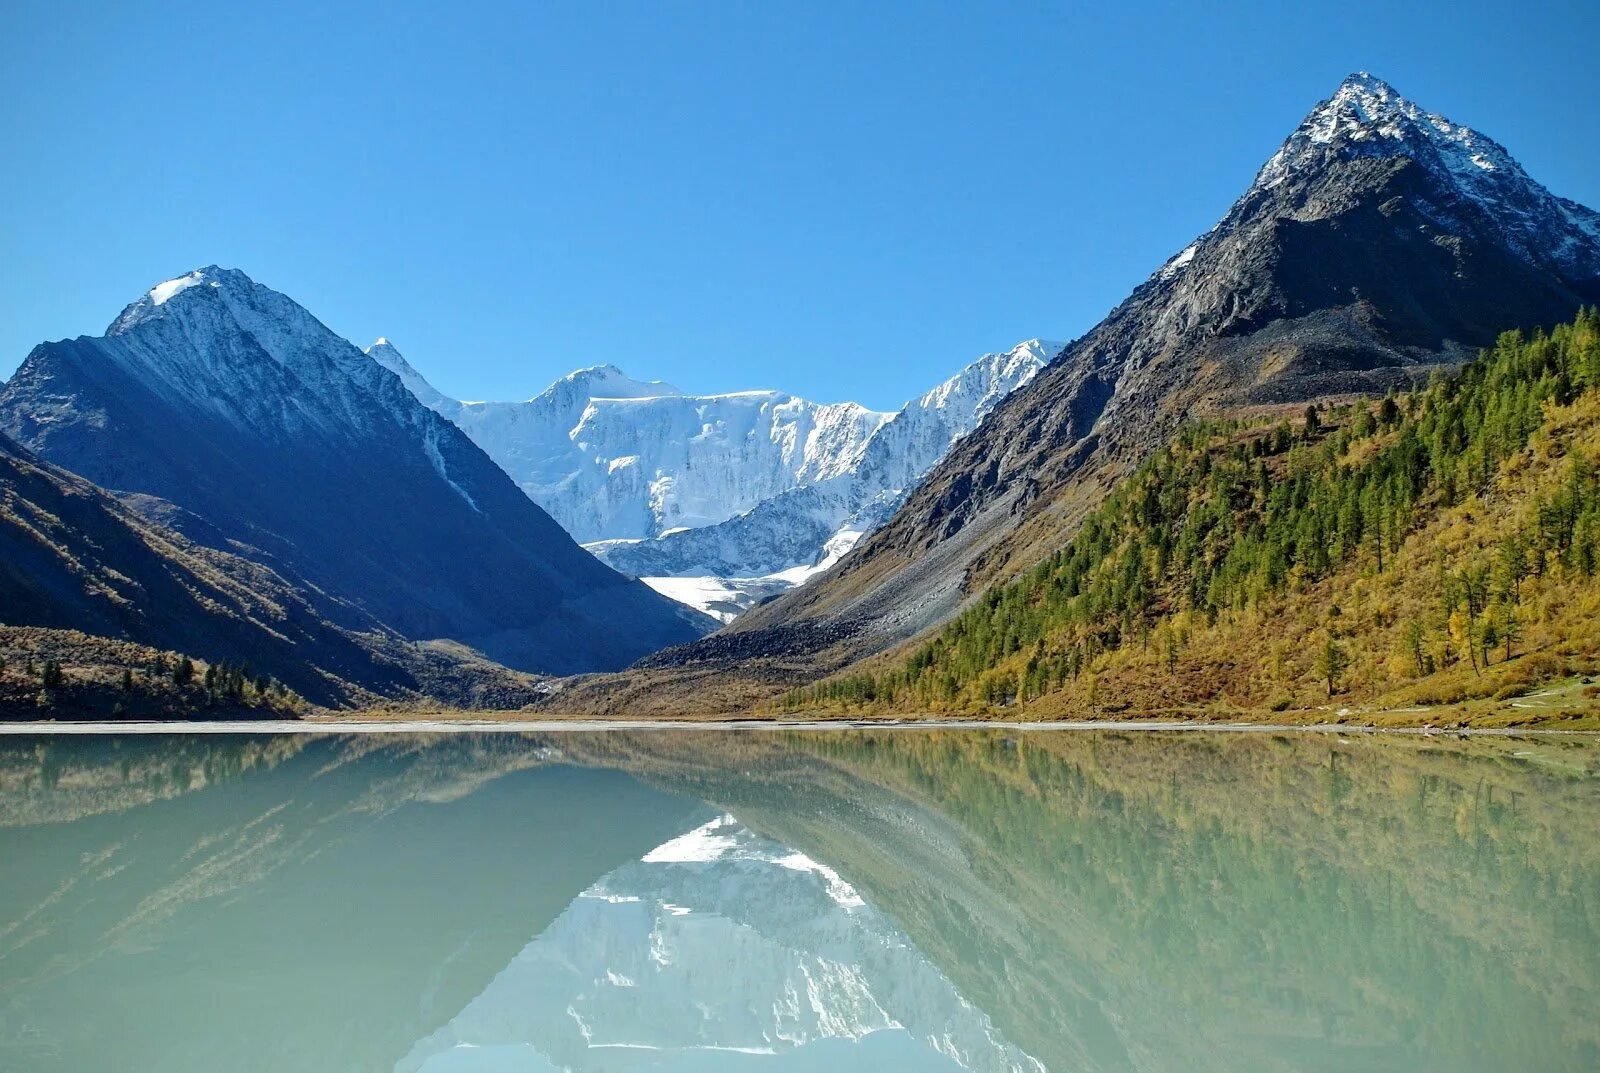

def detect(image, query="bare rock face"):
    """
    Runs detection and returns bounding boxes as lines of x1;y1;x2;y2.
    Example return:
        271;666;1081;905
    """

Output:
647;73;1600;682
0;268;713;679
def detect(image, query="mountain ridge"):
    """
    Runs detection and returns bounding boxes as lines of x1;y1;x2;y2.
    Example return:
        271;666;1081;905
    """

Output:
370;338;896;543
588;341;1057;595
373;336;1054;620
0;267;713;683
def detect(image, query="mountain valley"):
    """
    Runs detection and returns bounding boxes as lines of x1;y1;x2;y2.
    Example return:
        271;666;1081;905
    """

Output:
2;73;1598;725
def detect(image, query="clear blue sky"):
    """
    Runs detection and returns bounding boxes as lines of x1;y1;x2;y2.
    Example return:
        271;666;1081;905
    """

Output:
4;2;1598;410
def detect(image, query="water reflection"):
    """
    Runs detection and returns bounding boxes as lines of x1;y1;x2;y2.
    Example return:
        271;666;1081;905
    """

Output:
0;730;1596;1073
401;813;1036;1072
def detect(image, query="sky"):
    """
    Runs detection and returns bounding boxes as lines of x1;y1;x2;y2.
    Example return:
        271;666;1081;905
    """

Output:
3;2;1598;411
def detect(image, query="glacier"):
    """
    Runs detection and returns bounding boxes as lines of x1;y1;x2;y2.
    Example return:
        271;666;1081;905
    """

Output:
369;339;1059;620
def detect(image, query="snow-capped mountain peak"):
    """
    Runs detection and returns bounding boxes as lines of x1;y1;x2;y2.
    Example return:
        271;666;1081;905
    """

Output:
366;334;1052;620
1;266;714;677
1251;73;1600;277
377;353;893;542
94;266;426;438
558;363;680;401
1257;72;1516;189
110;265;240;334
366;337;459;414
911;339;1059;415
588;339;1057;618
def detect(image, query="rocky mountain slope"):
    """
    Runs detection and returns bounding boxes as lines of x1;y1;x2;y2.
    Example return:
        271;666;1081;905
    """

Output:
781;314;1600;724
0;433;451;707
617;73;1600;704
0;268;712;679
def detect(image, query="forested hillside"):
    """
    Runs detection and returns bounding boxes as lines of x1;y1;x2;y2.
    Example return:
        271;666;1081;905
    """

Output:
781;312;1600;723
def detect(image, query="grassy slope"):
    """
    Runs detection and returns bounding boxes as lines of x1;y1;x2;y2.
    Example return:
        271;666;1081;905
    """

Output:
1021;392;1600;727
774;316;1600;727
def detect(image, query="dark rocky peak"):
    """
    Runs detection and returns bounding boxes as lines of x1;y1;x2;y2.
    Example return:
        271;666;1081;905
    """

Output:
1157;73;1600;293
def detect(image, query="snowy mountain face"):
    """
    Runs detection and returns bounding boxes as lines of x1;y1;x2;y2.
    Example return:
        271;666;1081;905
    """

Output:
397;813;1042;1073
376;355;895;544
0;267;712;680
588;342;1055;619
377;340;1053;621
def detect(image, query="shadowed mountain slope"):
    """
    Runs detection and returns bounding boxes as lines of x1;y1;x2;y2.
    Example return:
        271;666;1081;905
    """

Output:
0;268;713;679
0;432;400;704
0;433;553;707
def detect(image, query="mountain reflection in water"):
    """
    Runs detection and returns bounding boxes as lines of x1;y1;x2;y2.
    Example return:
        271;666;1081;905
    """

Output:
0;730;1596;1073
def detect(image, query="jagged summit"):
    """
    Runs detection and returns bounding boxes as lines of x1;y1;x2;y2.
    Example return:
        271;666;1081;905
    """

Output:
379;334;1045;558
357;330;1045;619
1256;72;1515;187
1243;73;1600;278
109;265;255;334
366;336;458;414
589;339;1052;614
910;340;1061;412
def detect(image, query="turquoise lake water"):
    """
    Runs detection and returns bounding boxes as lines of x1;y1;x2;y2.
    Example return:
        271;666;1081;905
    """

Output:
0;729;1596;1072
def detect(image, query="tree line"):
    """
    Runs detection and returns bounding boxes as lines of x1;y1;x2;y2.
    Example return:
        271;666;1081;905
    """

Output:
783;309;1600;711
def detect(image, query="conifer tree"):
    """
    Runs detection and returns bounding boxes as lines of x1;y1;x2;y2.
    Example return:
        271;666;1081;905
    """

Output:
1315;636;1348;697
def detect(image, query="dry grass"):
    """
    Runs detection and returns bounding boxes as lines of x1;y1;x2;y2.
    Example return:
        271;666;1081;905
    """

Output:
753;391;1600;730
0;626;307;721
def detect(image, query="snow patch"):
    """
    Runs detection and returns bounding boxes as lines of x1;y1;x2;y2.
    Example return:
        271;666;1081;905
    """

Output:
423;424;481;512
638;572;805;623
1157;243;1198;281
640;814;742;863
148;271;209;305
772;851;867;909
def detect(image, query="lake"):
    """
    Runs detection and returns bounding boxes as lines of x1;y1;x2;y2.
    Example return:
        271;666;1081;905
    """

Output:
0;729;1596;1072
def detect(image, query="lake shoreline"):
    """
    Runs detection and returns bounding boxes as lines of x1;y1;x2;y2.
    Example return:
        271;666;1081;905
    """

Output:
2;716;1598;735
